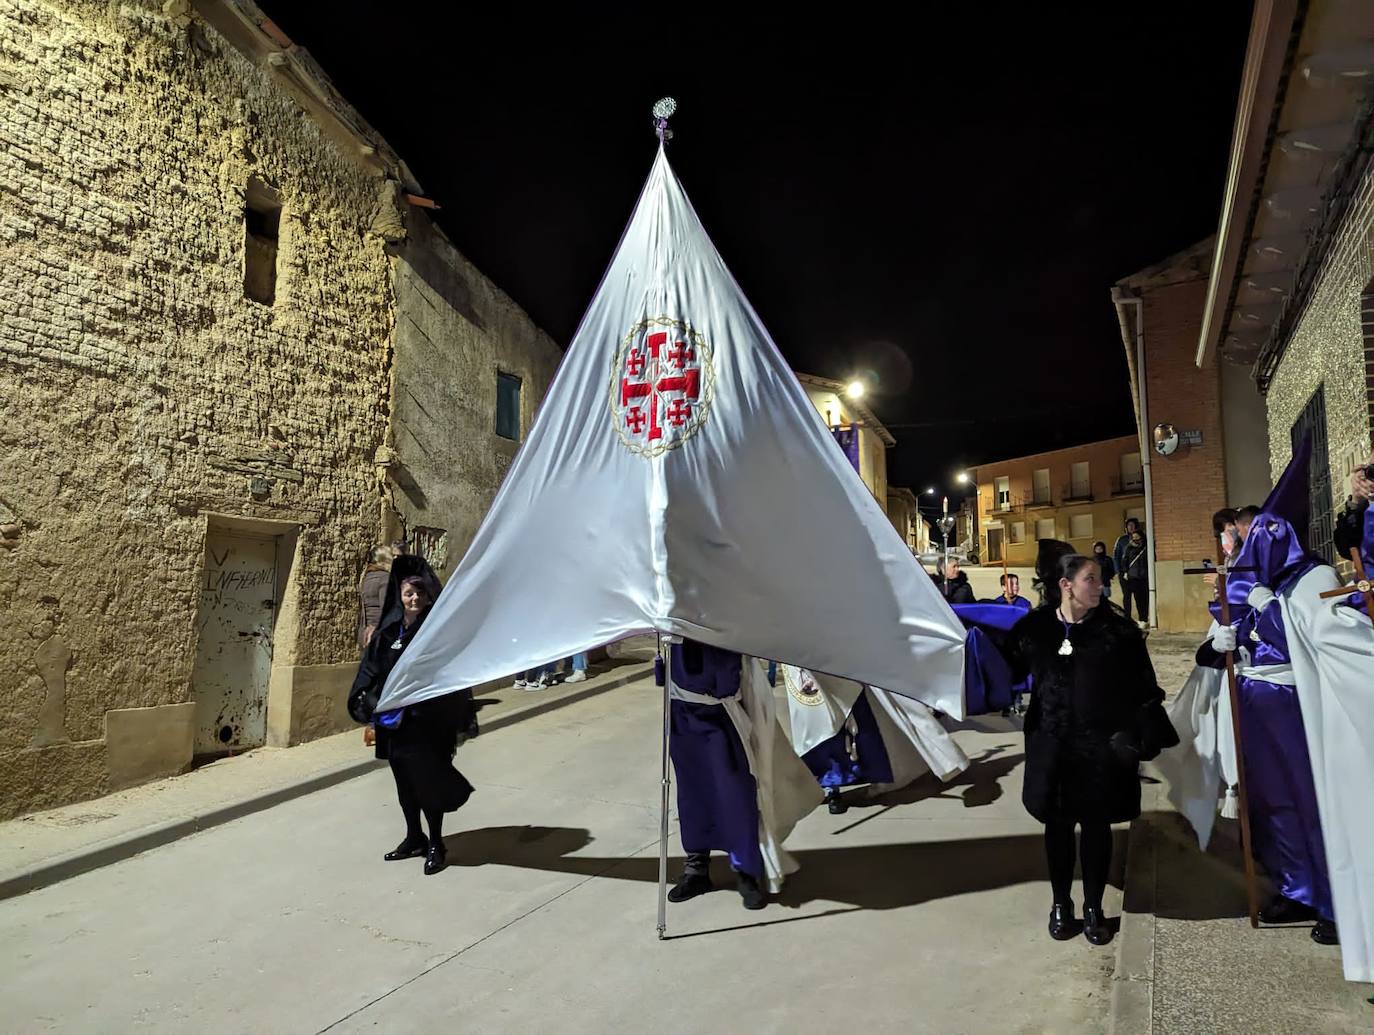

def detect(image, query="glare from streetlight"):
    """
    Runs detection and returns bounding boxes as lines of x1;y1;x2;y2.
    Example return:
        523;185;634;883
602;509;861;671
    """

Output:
955;471;970;484
925;487;935;495
844;381;866;400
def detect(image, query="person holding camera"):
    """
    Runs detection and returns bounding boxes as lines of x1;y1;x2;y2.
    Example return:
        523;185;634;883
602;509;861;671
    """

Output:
1335;453;1374;564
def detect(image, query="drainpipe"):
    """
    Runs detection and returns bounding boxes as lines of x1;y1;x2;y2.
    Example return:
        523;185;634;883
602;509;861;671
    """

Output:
1111;288;1157;628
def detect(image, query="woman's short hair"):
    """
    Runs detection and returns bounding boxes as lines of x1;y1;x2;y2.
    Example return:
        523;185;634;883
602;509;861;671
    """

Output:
1092;540;1107;553
399;574;431;603
1211;508;1240;536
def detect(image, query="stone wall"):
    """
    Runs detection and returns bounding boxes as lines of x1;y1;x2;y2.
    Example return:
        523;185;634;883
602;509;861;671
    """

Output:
387;214;562;575
1266;165;1374;494
0;0;395;817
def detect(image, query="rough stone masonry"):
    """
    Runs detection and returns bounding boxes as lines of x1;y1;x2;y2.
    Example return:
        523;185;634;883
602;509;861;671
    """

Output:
0;0;560;817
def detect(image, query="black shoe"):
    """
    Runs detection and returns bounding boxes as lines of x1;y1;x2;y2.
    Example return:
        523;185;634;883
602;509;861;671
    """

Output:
384;836;428;861
667;872;713;903
1311;919;1339;945
1083;905;1112;946
826;790;848;815
423;843;447;875
1259;895;1317;925
737;873;768;911
1048;901;1077;941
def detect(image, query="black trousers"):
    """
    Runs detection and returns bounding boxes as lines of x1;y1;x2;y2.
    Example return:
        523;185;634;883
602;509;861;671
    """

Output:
1044;821;1113;910
1121;579;1148;622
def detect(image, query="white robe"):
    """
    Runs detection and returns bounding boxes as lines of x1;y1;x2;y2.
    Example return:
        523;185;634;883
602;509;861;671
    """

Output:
779;665;969;792
1154;631;1238;851
1281;565;1374;984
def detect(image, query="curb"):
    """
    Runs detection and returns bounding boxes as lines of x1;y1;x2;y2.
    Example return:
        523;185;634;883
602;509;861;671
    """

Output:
0;665;655;902
1109;779;1162;1035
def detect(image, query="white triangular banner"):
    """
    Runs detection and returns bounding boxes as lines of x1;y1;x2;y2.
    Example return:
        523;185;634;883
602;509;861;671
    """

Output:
379;147;966;715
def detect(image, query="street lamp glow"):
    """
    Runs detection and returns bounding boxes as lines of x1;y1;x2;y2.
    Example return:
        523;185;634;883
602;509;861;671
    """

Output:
925;487;936;495
955;471;970;485
844;380;865;400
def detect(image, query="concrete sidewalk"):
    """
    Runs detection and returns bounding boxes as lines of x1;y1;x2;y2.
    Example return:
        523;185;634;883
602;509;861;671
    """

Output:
0;660;653;900
1110;633;1374;1033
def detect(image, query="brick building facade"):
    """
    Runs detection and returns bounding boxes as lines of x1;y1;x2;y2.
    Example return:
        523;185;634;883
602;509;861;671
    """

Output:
970;436;1146;569
0;0;560;817
1111;242;1271;632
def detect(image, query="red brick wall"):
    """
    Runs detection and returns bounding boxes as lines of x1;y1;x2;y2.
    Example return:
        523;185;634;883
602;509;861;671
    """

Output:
1142;277;1227;564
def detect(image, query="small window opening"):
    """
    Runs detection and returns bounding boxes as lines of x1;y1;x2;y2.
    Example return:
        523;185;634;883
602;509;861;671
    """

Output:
244;178;282;305
496;371;522;441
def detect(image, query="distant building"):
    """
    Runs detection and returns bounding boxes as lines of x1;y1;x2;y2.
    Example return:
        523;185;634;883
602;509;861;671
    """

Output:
886;486;931;555
796;374;895;514
970;437;1146;567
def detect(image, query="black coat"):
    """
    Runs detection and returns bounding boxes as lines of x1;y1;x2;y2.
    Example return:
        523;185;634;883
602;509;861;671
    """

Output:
1005;604;1172;824
1119;539;1148;583
1093;554;1117;588
349;557;474;767
932;571;976;605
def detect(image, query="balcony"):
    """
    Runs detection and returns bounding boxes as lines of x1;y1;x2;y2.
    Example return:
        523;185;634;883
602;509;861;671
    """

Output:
1027;489;1054;509
1061;484;1094;504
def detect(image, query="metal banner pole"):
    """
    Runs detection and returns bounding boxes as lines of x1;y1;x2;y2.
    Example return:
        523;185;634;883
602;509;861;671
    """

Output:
657;641;674;940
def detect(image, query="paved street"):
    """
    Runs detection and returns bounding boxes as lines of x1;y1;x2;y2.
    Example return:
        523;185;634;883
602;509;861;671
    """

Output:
1;677;1121;1034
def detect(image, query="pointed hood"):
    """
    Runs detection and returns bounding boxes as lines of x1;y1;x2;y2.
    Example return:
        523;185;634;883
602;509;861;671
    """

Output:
1228;435;1321;601
377;147;967;715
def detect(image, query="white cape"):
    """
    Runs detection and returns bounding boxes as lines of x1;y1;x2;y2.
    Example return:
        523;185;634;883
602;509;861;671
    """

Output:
1282;565;1374;984
379;146;966;716
1154;637;1237;851
780;666;968;791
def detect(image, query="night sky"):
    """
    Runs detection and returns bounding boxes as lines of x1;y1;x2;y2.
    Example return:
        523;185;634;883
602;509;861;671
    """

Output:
262;4;1253;505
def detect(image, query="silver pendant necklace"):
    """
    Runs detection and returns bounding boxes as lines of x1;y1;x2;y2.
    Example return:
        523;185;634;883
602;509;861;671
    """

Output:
1057;608;1077;656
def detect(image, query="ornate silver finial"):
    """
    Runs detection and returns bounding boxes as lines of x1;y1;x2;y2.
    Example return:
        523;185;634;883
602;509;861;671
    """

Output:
653;97;677;143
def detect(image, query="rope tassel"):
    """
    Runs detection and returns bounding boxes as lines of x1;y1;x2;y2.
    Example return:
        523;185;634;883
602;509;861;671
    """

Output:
1220;785;1241;820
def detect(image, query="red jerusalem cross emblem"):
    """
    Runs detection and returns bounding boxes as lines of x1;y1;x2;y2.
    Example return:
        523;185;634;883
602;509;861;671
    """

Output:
610;318;714;456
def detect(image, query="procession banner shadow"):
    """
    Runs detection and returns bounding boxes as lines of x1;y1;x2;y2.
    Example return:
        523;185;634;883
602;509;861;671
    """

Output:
826;747;1026;839
440;823;1114;912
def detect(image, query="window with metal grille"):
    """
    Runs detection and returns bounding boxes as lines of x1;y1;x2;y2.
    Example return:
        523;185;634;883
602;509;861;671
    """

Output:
1290;385;1335;564
496;371;522;441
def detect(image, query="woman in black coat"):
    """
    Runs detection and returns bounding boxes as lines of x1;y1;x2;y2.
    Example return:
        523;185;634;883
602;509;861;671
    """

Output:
1006;548;1175;945
350;555;474;875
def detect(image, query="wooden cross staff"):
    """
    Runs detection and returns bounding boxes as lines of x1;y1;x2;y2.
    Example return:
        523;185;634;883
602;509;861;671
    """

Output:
1183;548;1261;929
1318;547;1374;615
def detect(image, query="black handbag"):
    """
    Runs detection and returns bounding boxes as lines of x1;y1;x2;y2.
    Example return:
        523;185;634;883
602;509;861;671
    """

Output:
347;680;381;725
